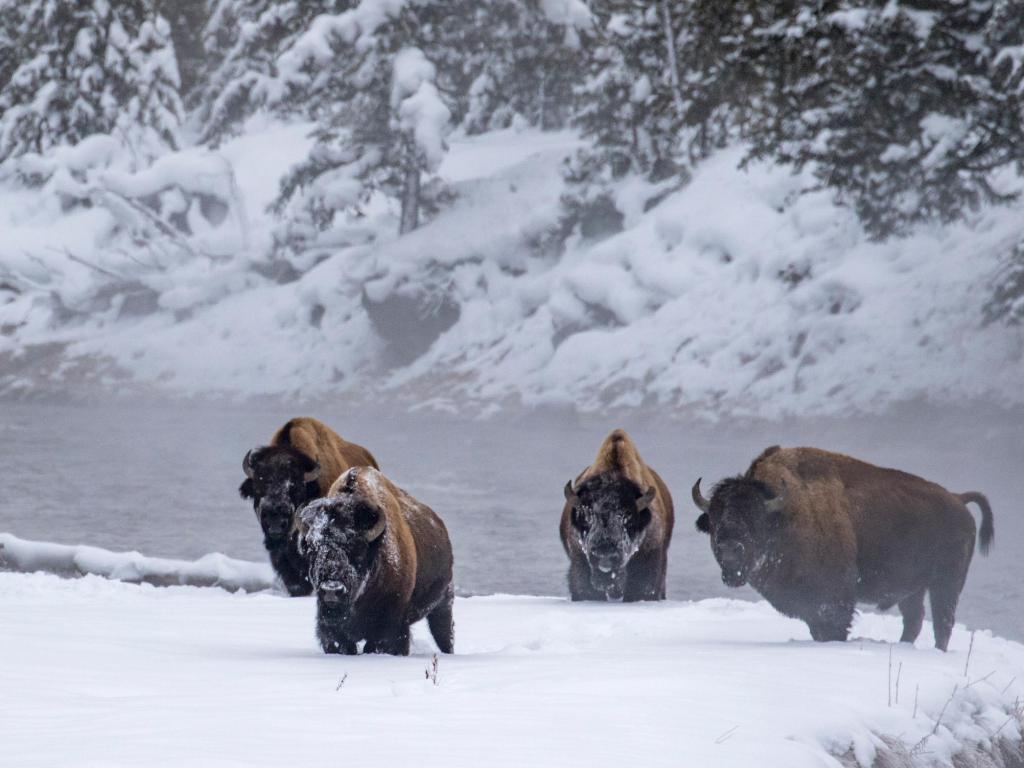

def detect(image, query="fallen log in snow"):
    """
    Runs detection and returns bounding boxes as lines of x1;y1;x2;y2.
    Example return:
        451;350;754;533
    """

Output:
0;533;278;593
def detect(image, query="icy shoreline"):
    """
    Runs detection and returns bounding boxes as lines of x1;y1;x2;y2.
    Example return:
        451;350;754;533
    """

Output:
0;569;1021;767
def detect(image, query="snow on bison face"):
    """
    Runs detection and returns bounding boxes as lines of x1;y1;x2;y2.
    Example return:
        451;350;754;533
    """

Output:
299;494;386;612
239;446;320;543
692;478;784;587
565;473;655;599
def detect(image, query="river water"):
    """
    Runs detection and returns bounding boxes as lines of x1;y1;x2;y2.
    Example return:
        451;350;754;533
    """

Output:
1;400;1020;641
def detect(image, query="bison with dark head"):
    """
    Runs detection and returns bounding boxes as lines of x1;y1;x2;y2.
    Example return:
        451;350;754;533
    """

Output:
560;429;674;601
239;417;380;596
692;446;994;650
299;466;454;655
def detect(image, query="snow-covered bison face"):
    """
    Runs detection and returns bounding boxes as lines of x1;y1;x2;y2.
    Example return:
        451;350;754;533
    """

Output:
239;446;320;542
299;494;386;611
692;478;784;587
565;473;656;599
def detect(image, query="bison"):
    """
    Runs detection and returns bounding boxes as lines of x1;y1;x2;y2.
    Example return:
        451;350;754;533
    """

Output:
298;466;455;656
560;429;674;601
691;446;994;650
239;417;380;596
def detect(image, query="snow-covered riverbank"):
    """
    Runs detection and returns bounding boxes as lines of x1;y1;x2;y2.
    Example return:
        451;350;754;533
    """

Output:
1;571;1021;767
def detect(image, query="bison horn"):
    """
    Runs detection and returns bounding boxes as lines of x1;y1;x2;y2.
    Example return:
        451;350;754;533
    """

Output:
691;478;711;512
564;480;578;505
365;513;386;542
242;449;258;479
637;486;656;511
304;461;321;484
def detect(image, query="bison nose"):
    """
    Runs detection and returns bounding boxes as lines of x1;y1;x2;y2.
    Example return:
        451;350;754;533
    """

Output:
716;541;746;568
596;556;618;574
319;582;348;603
265;517;289;537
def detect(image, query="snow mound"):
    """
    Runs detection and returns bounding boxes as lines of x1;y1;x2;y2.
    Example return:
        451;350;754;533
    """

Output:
2;125;1023;419
0;571;1022;767
0;533;277;593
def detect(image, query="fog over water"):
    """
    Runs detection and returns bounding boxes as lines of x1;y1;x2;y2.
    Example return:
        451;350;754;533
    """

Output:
1;400;1020;641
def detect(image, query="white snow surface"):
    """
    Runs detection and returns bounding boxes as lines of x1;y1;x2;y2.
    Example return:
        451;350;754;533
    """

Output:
0;532;277;592
2;122;1023;418
1;570;1022;767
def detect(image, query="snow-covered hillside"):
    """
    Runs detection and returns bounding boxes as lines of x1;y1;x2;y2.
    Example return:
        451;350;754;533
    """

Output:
1;124;1022;418
1;571;1022;767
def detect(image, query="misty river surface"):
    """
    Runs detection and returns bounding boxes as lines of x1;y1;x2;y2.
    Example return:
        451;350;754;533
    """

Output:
1;401;1021;641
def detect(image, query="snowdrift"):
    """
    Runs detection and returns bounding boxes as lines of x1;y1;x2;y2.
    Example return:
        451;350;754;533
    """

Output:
0;532;277;593
2;124;1023;418
1;569;1022;767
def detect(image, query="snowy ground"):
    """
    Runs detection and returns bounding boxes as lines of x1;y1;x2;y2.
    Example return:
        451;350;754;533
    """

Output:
1;572;1022;768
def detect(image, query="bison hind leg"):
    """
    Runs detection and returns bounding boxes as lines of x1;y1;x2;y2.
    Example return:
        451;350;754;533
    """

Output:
897;589;926;644
427;588;455;654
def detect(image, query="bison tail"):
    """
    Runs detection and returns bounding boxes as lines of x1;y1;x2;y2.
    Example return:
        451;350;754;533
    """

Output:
959;492;994;555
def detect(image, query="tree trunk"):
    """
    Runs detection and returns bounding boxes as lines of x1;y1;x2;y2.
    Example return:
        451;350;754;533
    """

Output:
660;0;685;116
399;162;421;235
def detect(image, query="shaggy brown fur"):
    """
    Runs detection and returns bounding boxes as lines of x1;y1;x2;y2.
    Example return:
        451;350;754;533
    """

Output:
301;467;454;655
239;417;380;596
270;417;380;496
560;429;675;601
693;446;994;650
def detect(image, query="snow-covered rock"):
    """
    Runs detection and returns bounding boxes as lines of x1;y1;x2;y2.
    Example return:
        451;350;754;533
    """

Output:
0;570;1021;767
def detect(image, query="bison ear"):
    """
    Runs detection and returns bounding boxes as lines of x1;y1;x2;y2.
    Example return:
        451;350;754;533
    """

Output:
239;479;255;500
695;513;710;534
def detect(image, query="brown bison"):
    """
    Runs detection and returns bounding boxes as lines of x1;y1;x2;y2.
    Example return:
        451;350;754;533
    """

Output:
298;466;455;655
691;446;994;650
239;417;380;596
561;429;674;601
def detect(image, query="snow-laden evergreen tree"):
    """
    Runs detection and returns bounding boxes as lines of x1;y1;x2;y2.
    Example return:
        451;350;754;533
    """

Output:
0;0;184;165
737;0;1024;238
271;2;455;250
453;0;589;133
155;0;207;101
196;0;354;144
0;1;23;92
564;0;696;235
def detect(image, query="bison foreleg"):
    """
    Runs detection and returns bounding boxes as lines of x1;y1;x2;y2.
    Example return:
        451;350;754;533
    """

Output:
567;559;604;601
365;626;411;656
806;599;854;643
623;550;665;602
427;589;455;654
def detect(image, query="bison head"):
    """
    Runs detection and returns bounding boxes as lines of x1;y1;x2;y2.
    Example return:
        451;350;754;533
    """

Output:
298;484;386;612
565;472;656;599
692;477;785;587
239;446;320;543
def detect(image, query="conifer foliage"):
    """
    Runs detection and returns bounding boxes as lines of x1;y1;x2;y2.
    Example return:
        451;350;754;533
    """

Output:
0;0;183;164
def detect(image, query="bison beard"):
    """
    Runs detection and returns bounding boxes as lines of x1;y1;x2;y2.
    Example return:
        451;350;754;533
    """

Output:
692;446;995;650
560;430;674;602
300;467;455;656
238;418;380;597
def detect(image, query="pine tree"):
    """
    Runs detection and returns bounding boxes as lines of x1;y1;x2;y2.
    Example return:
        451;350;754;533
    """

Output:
736;1;1024;238
196;0;354;144
272;1;454;248
0;0;184;164
453;0;587;133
